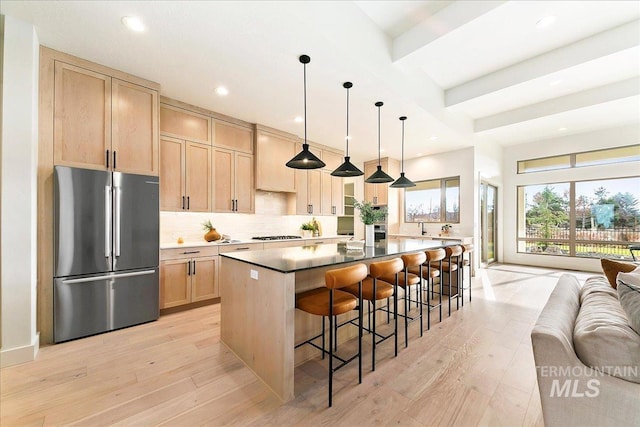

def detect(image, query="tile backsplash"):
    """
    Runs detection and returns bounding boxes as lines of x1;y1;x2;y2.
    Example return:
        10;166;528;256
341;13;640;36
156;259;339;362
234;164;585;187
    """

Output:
160;191;338;244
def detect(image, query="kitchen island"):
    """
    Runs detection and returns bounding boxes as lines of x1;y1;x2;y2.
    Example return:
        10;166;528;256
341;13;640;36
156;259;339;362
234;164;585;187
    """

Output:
219;238;459;402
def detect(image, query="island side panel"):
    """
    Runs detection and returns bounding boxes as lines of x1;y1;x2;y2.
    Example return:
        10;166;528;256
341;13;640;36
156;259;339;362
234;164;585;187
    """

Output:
220;257;295;402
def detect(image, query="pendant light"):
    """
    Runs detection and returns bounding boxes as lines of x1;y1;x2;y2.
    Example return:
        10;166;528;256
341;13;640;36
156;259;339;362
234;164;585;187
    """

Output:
331;82;363;177
365;101;394;183
390;116;416;188
286;55;326;169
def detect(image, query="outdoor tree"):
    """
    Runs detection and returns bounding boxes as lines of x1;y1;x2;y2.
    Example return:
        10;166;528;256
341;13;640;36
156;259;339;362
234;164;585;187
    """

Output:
527;186;569;249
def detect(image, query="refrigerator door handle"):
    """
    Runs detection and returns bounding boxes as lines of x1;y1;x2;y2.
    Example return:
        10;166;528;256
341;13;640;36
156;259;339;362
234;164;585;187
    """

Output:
115;185;122;257
61;269;156;284
105;186;112;258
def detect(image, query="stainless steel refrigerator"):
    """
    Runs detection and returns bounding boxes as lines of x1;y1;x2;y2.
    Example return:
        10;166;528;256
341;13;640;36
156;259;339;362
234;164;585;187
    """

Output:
53;166;160;342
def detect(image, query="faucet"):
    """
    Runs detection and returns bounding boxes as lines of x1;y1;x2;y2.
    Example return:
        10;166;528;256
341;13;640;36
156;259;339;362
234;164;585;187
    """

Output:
419;222;427;236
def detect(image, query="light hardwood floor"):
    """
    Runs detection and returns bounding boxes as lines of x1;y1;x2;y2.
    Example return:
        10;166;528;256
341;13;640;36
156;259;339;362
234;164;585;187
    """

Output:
1;264;597;426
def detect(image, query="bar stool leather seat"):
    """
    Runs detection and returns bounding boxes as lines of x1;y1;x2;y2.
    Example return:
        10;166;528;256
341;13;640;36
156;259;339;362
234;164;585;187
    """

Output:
343;277;394;301
296;288;358;316
381;272;420;287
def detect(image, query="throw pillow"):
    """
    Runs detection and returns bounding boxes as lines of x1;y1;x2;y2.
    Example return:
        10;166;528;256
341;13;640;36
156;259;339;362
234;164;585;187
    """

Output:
617;267;640;335
601;258;636;289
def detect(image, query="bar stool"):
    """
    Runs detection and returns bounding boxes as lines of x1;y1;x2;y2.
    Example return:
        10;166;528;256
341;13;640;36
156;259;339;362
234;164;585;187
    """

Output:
382;252;427;348
343;258;403;371
409;248;445;329
295;263;367;407
460;244;474;306
431;245;462;316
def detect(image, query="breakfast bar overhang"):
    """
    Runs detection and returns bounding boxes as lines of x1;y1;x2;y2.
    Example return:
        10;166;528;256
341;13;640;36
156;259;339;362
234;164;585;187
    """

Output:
219;238;460;402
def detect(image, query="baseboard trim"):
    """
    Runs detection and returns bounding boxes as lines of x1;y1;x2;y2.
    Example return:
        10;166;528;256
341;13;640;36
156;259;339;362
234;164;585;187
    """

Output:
1;332;39;367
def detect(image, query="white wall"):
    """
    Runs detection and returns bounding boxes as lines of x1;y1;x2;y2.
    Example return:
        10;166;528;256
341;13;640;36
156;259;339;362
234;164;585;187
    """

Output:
502;125;640;273
0;16;40;367
399;147;475;238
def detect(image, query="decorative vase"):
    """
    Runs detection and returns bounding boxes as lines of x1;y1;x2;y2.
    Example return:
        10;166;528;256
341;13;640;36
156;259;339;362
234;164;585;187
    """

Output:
365;224;374;247
204;228;221;242
302;230;313;238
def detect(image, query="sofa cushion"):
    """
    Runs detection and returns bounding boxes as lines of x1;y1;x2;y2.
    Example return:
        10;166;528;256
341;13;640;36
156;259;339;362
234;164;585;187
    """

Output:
574;277;640;384
601;258;636;289
617;267;640;335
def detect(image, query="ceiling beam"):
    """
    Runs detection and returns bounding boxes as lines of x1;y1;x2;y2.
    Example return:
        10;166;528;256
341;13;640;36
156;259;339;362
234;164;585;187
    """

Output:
392;0;505;63
474;77;640;132
447;19;640;107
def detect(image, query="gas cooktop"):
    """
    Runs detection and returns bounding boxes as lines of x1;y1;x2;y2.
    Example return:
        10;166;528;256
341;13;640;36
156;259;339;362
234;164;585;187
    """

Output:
251;235;303;241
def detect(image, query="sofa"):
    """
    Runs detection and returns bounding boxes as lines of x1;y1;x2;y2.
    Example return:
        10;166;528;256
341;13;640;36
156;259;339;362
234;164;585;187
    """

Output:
531;273;640;427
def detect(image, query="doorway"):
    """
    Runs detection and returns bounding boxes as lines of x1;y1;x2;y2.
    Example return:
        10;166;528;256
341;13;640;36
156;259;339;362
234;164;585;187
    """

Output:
480;182;498;265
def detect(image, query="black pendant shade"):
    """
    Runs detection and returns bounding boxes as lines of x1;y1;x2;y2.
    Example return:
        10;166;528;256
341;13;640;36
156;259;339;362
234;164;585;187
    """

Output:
286;143;325;169
365;101;394;184
332;82;363;177
367;164;394;183
390;116;416;188
286;54;325;170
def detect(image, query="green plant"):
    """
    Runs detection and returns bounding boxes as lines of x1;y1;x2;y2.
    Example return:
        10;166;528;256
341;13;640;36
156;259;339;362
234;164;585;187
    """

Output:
202;220;214;231
353;200;387;225
301;221;316;231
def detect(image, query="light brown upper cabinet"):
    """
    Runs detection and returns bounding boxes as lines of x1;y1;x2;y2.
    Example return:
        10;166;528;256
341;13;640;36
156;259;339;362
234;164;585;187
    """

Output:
295;168;322;215
212;147;255;213
331;174;344;216
364;157;399;206
53;61;159;175
322;150;343;172
160;136;212;212
159;103;211;145
255;126;297;192
213;119;253;154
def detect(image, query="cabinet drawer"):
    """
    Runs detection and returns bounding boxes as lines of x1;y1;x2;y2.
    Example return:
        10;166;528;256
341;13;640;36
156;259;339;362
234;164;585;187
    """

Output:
161;245;219;260
217;242;263;253
262;240;305;249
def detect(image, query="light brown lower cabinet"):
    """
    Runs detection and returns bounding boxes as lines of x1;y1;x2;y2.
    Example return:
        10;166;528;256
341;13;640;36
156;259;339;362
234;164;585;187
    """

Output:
160;249;218;309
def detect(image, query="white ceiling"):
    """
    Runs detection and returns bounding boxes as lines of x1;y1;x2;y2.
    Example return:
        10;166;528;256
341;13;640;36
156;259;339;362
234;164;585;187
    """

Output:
2;0;639;164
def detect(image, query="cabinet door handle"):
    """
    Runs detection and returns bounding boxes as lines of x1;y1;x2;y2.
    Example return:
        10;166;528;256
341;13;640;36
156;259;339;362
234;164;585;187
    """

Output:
182;196;185;210
332;206;336;215
187;196;190;210
232;199;236;212
192;260;196;275
235;247;250;251
106;150;110;168
183;250;200;254
373;196;377;204
187;260;191;276
315;241;324;245
235;199;238;212
113;151;117;169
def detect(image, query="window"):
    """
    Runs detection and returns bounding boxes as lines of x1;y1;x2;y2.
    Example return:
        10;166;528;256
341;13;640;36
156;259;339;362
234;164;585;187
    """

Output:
517;177;640;260
405;177;459;223
517;145;640;174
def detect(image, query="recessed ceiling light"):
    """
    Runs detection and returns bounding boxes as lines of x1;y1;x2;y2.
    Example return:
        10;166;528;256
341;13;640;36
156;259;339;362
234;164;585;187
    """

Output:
294;116;304;123
536;16;557;29
549;79;563;86
558;127;567;132
215;86;229;96
430;136;438;141
122;16;145;32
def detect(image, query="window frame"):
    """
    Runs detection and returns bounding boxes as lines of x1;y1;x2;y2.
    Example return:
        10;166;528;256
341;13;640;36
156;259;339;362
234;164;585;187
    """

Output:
517;144;640;174
516;175;640;260
404;176;460;224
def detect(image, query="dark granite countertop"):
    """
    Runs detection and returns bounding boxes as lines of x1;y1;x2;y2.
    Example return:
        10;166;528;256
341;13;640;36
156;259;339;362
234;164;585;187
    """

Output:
220;238;460;273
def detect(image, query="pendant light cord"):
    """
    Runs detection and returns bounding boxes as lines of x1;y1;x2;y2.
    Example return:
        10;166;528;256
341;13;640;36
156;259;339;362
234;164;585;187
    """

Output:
303;62;307;145
377;104;381;165
401;119;405;171
346;87;349;156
